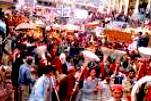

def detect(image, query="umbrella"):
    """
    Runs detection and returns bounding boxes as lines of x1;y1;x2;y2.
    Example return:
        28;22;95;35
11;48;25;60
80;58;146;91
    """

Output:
35;45;47;59
138;47;151;57
15;23;36;30
84;21;100;27
82;50;100;62
35;20;45;27
52;24;62;30
0;20;6;33
63;24;80;31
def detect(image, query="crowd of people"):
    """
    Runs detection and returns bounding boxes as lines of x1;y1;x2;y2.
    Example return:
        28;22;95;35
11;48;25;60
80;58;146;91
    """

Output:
0;6;151;101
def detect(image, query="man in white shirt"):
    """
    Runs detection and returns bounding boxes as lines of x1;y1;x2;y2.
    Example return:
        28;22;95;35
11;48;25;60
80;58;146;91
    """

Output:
101;72;112;101
29;65;55;101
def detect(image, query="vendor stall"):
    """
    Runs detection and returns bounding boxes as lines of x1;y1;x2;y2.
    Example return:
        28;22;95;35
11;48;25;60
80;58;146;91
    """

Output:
104;29;132;44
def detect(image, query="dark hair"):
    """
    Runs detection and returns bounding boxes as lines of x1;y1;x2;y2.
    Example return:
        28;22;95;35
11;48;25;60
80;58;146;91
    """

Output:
88;67;96;73
26;58;33;65
104;71;112;77
129;69;135;73
43;65;55;74
138;32;143;35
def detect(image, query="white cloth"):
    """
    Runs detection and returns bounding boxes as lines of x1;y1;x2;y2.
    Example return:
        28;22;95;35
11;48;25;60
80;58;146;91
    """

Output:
128;37;139;51
29;75;53;101
59;53;66;64
35;45;47;59
107;97;126;101
101;80;112;101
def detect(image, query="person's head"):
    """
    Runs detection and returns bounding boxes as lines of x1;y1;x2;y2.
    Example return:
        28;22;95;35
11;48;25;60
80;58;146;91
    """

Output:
4;79;13;90
112;85;123;100
104;72;112;83
50;44;58;56
89;68;96;79
26;56;33;65
138;32;143;36
128;69;135;79
44;65;55;77
122;60;129;69
68;66;76;75
5;70;11;80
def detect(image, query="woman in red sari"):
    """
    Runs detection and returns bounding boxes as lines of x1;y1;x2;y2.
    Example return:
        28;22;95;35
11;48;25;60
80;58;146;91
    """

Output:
51;44;62;73
59;67;77;101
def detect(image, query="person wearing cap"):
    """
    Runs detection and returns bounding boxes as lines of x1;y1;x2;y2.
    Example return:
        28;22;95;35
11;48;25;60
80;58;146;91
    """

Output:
29;65;55;101
18;56;34;101
108;85;126;101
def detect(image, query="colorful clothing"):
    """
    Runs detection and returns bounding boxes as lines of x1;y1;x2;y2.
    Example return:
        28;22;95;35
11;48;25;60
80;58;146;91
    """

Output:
29;75;53;101
81;77;101;101
18;64;33;85
101;80;112;101
18;63;34;101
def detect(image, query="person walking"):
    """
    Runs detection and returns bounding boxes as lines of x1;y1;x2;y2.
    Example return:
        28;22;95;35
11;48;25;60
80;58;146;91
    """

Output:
29;65;54;101
81;68;101;101
18;56;34;101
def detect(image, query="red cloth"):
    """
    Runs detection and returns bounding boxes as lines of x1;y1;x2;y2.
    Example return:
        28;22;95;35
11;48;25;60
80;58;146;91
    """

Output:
110;63;116;72
137;63;147;80
127;94;131;101
99;62;105;77
51;56;62;73
82;67;89;80
39;59;47;68
112;84;123;91
62;74;76;101
146;69;151;75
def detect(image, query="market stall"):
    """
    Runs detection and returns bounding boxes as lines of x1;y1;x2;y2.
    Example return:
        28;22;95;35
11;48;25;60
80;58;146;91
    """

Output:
104;29;132;44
